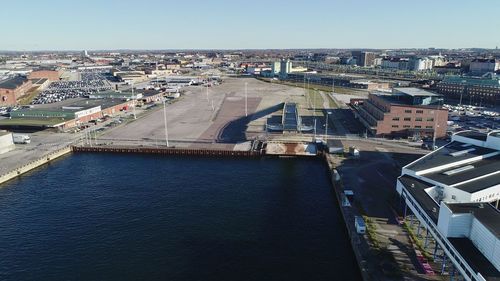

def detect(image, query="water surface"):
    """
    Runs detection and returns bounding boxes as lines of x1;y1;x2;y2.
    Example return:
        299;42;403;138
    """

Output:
0;154;361;280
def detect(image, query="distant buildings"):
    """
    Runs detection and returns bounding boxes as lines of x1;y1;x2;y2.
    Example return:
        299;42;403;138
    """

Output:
410;57;433;71
285;73;390;91
271;61;281;75
469;58;500;75
111;68;147;84
28;69;62;81
354;87;448;139
381;57;434;71
0;76;32;105
351;51;376;67
381;58;410;70
436;75;500;106
279;59;292;78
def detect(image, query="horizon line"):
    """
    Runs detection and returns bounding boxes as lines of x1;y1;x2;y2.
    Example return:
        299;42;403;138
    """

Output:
1;47;500;53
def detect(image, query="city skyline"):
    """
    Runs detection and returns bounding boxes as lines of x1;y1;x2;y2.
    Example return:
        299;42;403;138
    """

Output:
1;0;499;51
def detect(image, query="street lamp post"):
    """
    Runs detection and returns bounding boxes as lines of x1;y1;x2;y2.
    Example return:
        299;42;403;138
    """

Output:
132;82;137;119
162;98;169;147
245;82;248;117
325;111;332;140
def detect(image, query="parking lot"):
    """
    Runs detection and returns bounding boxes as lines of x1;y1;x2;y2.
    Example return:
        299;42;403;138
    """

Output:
31;71;111;104
445;104;500;135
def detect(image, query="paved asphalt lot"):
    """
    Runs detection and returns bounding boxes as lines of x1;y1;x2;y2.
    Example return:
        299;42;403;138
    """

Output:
99;78;306;148
335;144;443;280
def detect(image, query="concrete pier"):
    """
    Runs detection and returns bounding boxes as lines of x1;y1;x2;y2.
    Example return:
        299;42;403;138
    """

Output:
0;146;72;186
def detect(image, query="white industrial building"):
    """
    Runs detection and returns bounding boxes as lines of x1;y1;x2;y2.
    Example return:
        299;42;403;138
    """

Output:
0;131;15;154
397;130;500;281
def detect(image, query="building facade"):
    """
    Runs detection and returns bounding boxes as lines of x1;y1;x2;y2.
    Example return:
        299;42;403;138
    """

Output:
0;76;33;105
396;131;500;281
469;58;500;75
279;59;292;78
381;58;410;70
436;75;500;106
354;88;448;139
28;69;61;81
352;51;376;67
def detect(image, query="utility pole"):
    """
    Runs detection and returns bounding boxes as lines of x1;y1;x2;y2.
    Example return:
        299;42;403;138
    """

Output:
206;83;209;101
132;82;137;119
245;82;248;117
432;110;439;150
163;98;169;147
314;118;317;140
325;112;331;140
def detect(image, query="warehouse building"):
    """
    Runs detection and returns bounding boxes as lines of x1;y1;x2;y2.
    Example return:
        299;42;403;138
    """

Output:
397;130;500;281
436;75;500;107
0;76;33;105
469;58;500;76
354;88;448;139
0;99;134;130
28;68;62;81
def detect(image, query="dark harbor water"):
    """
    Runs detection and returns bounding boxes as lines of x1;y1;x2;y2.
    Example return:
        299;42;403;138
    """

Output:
0;154;361;281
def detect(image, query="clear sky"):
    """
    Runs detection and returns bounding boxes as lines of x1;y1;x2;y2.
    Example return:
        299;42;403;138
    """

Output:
0;0;499;51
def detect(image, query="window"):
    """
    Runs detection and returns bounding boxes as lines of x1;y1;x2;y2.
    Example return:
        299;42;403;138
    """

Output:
415;117;422;121
416;110;424;114
426;126;433;129
404;109;412;113
404;117;411;121
403;125;410;128
392;125;399;128
427;118;434;122
415;125;421;128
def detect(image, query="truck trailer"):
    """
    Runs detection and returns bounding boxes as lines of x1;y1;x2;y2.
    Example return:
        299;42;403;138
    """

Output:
12;134;31;144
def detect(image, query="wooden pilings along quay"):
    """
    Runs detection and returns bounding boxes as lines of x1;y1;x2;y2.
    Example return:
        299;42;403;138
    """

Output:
71;146;263;157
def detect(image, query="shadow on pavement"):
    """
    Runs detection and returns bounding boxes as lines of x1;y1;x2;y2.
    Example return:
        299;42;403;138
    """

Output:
216;103;284;143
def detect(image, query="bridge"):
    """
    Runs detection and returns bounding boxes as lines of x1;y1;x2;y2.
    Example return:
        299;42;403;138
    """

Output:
267;102;313;133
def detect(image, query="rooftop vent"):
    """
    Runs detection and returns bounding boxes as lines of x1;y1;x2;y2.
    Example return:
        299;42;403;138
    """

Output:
449;148;476;157
443;165;475;176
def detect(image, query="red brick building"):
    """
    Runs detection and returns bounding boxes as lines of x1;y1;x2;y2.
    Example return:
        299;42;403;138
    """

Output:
354;88;448;139
0;77;33;105
28;69;61;81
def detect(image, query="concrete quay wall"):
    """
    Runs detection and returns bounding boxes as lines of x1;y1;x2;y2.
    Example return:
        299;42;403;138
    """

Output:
0;146;72;186
71;145;263;157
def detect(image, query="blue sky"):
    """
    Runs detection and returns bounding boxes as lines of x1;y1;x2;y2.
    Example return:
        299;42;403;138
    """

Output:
0;0;499;50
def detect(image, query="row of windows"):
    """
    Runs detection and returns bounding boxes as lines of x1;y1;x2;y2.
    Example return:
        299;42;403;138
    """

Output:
403;109;425;114
392;117;434;122
472;193;499;202
392;125;433;129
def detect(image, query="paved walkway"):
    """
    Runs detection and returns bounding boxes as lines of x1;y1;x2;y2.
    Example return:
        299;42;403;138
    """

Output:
335;150;440;281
